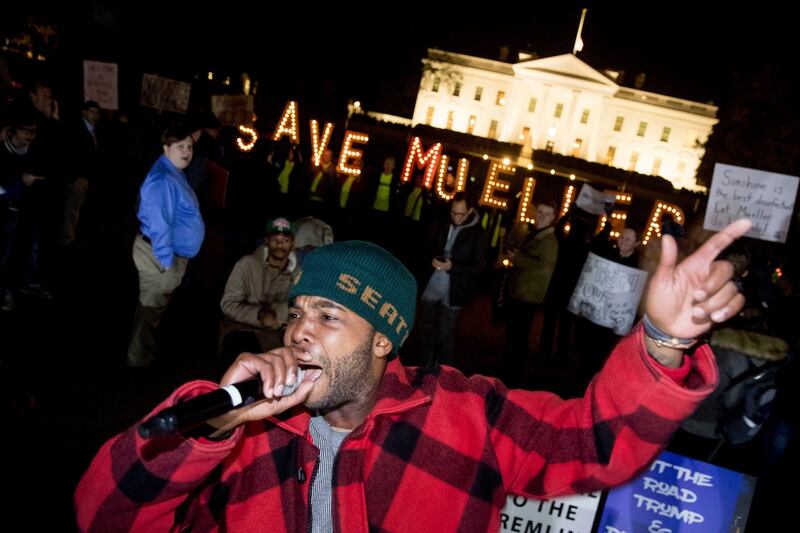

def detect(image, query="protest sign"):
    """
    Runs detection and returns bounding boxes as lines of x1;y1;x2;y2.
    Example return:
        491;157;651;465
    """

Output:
140;73;191;113
598;450;755;533
83;60;118;110
704;163;798;243
500;492;601;533
576;183;616;215
567;252;648;335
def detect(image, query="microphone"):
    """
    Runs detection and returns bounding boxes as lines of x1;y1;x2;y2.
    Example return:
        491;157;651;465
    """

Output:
138;369;305;439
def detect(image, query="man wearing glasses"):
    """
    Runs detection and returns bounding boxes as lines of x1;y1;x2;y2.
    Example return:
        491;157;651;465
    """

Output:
419;192;488;366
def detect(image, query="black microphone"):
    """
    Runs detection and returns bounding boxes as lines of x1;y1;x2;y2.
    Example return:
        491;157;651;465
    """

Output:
137;379;262;439
137;370;307;439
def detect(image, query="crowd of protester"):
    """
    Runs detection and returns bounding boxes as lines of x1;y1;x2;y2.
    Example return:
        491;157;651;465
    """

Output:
1;79;797;530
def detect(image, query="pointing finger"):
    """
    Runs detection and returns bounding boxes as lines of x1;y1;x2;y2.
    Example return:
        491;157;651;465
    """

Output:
691;219;752;265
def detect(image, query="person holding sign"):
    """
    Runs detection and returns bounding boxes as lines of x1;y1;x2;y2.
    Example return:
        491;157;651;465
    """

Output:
77;220;750;533
572;219;644;383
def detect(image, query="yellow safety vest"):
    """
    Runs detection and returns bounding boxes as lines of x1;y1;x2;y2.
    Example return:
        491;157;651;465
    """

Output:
339;176;358;208
277;161;294;194
372;172;393;212
404;187;423;221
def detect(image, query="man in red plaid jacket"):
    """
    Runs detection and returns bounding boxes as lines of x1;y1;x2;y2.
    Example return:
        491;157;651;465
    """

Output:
75;220;752;532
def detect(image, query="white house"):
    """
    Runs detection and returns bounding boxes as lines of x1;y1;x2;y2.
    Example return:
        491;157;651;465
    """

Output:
411;49;717;191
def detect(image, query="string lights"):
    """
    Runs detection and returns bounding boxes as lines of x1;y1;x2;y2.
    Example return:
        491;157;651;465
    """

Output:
643;201;684;245
560;185;575;216
272;101;299;144
336;131;370;176
435;156;469;201
479;162;515;209
516;177;537;222
401;137;443;188
597;191;633;237
236;125;257;152
310;120;333;167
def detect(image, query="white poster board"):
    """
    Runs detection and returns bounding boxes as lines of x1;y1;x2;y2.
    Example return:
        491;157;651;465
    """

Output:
704;163;799;243
575;183;615;215
83;60;118;110
568;253;648;335
500;492;601;533
140;73;191;114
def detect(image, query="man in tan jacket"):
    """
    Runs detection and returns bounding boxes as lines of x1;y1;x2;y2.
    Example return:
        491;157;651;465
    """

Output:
502;199;559;386
219;217;301;372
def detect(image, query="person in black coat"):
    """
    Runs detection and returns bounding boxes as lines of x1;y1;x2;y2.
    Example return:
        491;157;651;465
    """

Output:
418;192;488;367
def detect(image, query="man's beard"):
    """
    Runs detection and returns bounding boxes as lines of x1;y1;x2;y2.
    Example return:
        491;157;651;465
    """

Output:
306;331;375;413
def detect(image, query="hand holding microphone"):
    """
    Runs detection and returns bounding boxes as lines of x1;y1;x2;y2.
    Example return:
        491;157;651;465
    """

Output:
139;348;318;439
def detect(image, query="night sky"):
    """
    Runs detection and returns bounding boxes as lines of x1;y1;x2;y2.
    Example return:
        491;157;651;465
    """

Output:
5;3;797;117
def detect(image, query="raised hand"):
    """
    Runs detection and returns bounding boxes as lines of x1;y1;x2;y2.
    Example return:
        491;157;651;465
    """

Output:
207;348;318;436
645;218;752;341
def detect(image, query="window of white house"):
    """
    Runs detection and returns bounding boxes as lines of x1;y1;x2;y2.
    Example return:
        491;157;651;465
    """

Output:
432;78;440;92
605;146;616;165
474;87;483;101
554;103;564;118
661;126;671;142
496;91;506;106
446;111;454;130
613;116;624;132
652;157;662;175
425;107;435;125
629;152;639;171
637;121;647;137
488;120;498;139
528;97;537;113
572;139;583;157
580;109;590;124
453;82;462;97
467;115;477;134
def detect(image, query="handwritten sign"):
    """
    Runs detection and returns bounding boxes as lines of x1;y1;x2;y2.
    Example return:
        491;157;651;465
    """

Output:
704;163;799;243
83;60;118;110
567;252;648;335
500;492;601;533
140;73;191;114
576;183;615;215
598;450;755;533
211;94;254;126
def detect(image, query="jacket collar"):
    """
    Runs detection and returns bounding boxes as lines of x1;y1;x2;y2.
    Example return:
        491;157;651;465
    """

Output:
269;359;431;436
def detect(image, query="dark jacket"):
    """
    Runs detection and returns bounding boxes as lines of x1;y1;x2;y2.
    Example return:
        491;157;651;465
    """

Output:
425;211;489;306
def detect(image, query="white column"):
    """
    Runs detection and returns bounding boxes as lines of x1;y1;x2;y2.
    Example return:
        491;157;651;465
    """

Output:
586;95;609;163
560;89;581;155
533;83;551;149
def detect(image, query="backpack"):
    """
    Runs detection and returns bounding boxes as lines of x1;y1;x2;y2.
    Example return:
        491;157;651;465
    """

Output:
710;327;791;445
717;358;784;446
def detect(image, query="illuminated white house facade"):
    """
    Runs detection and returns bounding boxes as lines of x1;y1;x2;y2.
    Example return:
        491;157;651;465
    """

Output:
411;49;718;191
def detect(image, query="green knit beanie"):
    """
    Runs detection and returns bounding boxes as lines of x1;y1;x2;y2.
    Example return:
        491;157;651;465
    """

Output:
289;241;416;352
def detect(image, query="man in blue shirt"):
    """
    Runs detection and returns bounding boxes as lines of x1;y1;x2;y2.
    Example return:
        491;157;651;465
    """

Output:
127;126;205;368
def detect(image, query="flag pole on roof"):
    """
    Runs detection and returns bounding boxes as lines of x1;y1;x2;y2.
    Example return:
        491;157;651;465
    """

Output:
573;8;587;55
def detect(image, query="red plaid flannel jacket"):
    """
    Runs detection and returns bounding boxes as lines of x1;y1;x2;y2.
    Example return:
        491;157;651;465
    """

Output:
75;327;717;532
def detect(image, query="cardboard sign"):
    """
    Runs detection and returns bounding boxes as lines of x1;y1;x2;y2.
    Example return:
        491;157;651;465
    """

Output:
501;492;601;533
83;60;118;110
576;183;615;215
140;73;191;113
568;252;648;335
704;163;799;243
211;94;254;126
597;450;756;533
